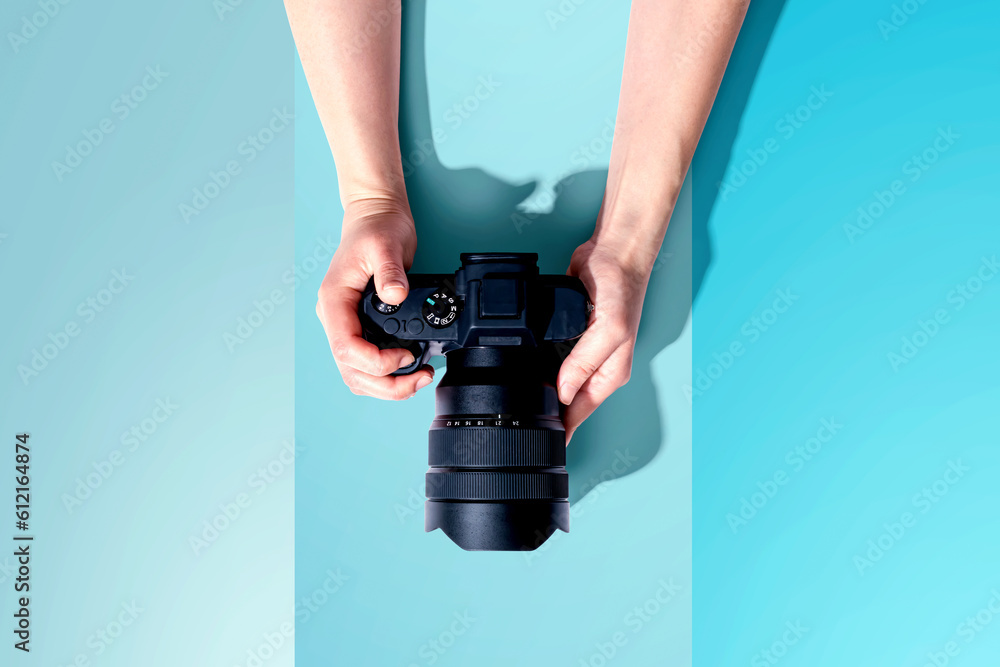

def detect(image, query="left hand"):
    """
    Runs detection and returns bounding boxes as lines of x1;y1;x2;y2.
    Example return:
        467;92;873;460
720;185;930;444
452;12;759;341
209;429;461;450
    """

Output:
557;238;654;443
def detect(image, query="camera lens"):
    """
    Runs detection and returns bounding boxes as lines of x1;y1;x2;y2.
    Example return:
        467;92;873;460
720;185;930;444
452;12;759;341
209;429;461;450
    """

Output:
425;347;570;551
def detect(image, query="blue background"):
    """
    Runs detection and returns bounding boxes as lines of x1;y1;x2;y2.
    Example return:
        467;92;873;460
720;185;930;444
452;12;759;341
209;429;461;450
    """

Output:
296;0;1000;666
294;1;692;666
3;0;997;664
0;1;294;665
693;0;1000;666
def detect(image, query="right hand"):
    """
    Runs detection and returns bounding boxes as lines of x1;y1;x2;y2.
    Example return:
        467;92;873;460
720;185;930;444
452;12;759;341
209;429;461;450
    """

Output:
316;197;435;400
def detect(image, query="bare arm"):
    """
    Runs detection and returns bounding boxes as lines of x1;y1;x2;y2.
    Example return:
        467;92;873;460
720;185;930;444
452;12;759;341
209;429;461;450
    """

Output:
286;0;406;204
286;0;434;399
559;0;749;438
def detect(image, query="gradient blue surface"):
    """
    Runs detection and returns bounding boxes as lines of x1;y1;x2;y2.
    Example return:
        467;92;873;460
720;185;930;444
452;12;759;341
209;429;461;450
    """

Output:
5;0;993;664
0;2;294;665
294;2;692;666
693;0;1000;665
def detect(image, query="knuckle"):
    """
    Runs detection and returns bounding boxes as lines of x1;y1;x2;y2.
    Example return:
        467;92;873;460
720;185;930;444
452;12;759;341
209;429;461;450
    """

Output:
316;281;333;302
588;371;615;392
331;338;350;363
574;359;600;378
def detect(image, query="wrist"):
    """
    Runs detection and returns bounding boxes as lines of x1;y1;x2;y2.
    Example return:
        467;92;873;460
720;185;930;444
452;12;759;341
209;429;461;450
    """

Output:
337;158;410;217
341;188;413;230
592;158;685;274
589;204;676;277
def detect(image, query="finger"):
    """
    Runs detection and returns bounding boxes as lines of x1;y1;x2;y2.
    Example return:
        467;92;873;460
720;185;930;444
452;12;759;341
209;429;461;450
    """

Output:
317;285;415;376
557;323;628;405
341;366;435;401
369;241;409;306
564;387;600;445
564;347;633;442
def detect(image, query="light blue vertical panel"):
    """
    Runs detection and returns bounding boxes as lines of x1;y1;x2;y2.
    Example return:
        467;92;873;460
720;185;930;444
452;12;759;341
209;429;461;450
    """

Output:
294;1;693;665
0;1;295;664
694;0;1000;665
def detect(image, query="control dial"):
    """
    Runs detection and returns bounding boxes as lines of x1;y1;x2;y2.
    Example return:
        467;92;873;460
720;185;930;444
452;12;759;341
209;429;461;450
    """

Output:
371;292;400;315
422;288;460;328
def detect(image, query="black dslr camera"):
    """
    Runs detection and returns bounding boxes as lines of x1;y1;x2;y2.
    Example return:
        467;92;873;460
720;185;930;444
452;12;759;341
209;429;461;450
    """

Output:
359;253;591;551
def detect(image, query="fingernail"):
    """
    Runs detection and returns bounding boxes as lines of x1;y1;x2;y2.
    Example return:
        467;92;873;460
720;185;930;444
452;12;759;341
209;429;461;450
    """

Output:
384;281;406;290
398;352;416;369
415;375;433;391
558;382;575;405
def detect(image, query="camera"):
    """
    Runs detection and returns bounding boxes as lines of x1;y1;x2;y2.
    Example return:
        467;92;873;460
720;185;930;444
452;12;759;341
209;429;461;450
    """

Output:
359;253;591;550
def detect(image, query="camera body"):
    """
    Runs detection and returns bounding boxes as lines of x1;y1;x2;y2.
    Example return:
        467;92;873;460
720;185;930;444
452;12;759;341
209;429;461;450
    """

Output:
359;253;590;375
359;253;591;551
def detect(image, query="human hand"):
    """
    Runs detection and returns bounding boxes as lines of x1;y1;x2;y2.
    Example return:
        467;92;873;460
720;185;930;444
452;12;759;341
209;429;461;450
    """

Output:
316;197;435;400
557;239;654;442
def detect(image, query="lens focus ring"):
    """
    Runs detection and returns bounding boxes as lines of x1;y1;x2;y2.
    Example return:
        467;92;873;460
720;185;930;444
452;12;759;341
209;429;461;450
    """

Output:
428;427;565;467
426;471;568;501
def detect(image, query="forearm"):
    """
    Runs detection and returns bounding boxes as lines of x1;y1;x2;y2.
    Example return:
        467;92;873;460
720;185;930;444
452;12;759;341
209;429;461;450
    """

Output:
597;0;748;270
285;0;407;209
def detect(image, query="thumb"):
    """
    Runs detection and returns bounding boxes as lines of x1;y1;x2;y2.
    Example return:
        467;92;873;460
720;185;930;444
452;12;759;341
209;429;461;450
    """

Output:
371;242;410;306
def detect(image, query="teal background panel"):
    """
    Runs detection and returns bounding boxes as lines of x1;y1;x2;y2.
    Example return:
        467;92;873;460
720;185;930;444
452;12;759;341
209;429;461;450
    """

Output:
294;1;694;665
0;1;295;664
693;0;1000;665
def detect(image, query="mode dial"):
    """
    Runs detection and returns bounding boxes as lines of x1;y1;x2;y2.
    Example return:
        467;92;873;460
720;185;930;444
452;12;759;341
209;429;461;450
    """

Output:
422;288;460;328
